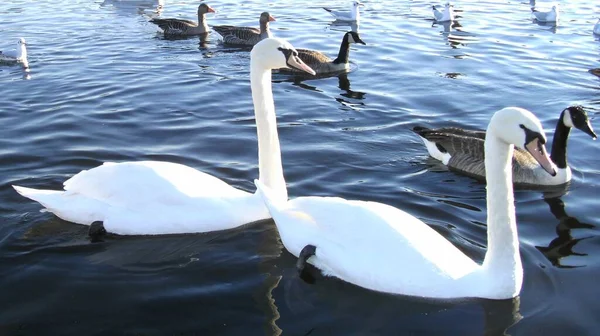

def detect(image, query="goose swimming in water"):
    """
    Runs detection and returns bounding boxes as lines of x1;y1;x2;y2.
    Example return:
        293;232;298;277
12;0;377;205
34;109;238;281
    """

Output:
0;38;28;69
413;106;596;186
149;3;215;36
432;3;454;22
255;107;556;299
213;12;275;46
531;4;559;23
279;32;365;75
322;1;364;22
13;38;315;236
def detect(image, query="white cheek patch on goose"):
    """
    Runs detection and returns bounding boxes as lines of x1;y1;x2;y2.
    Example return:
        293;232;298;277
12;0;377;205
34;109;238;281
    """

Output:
562;109;574;128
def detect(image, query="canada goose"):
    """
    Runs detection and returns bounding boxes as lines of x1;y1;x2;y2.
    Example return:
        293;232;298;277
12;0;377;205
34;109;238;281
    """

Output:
213;12;275;46
413;106;596;186
149;3;215;36
13;38;315;236
255;107;556;299
279;31;365;75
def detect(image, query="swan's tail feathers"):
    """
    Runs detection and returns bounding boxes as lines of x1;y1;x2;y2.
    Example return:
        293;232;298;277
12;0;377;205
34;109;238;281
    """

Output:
13;185;63;204
254;179;288;213
13;185;103;225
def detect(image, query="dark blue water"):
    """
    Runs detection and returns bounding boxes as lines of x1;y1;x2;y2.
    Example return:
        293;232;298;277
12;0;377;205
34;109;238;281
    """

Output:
1;0;600;334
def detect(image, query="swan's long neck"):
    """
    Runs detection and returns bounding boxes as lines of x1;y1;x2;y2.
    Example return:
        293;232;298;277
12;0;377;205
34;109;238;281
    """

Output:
251;64;287;200
481;130;522;290
550;113;570;169
333;36;350;64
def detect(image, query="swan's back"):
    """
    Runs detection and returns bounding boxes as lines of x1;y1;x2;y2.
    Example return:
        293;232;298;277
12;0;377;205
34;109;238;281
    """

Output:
271;195;481;297
65;161;246;207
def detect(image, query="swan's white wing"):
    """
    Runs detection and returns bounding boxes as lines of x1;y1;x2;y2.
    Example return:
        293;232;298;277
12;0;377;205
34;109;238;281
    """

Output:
14;161;267;235
64;161;246;208
276;196;479;296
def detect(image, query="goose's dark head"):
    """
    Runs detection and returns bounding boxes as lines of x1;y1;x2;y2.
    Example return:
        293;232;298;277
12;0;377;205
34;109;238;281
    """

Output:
345;31;366;45
562;106;597;139
198;3;215;15
260;12;276;24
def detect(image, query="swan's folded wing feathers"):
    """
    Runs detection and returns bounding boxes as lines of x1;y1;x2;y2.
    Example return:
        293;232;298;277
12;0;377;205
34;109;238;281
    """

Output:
63;161;244;209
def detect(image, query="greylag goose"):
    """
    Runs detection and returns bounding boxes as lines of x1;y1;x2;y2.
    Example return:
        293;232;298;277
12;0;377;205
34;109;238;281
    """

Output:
149;3;215;36
531;4;559;23
413;106;596;186
0;38;28;68
213;12;275;46
432;3;454;22
322;1;363;22
279;31;365;75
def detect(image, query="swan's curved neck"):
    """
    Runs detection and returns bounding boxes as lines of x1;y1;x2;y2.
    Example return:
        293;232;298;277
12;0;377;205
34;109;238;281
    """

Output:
481;130;522;289
251;64;287;200
333;37;350;64
550;112;570;169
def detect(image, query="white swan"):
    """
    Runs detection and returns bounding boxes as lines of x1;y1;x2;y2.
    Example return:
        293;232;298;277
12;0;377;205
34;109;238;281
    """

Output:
13;38;315;236
255;107;557;300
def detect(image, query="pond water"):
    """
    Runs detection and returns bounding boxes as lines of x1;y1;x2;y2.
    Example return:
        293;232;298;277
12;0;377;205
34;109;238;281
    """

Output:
1;0;600;334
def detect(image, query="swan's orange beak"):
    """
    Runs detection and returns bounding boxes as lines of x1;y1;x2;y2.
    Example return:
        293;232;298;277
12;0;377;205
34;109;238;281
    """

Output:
525;138;556;176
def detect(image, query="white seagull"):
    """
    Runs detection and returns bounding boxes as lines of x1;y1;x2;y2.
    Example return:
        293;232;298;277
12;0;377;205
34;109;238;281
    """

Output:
322;1;364;22
531;4;559;23
0;38;28;68
432;3;454;22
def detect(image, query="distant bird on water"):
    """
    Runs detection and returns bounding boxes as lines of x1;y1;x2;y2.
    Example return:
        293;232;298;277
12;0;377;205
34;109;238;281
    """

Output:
531;4;559;23
213;12;276;46
594;18;600;35
432;3;454;22
149;3;215;36
322;1;364;21
0;38;28;69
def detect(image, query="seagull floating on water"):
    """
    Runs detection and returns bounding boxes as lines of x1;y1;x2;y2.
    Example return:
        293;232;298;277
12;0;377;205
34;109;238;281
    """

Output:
0;38;28;68
322;1;364;22
594;19;600;35
432;3;454;22
531;4;559;23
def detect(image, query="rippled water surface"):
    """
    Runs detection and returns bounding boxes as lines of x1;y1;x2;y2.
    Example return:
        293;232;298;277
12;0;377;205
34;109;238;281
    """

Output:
2;0;600;334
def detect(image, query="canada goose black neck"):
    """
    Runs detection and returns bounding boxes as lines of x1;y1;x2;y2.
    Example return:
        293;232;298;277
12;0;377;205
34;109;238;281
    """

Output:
333;34;352;64
550;109;571;169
